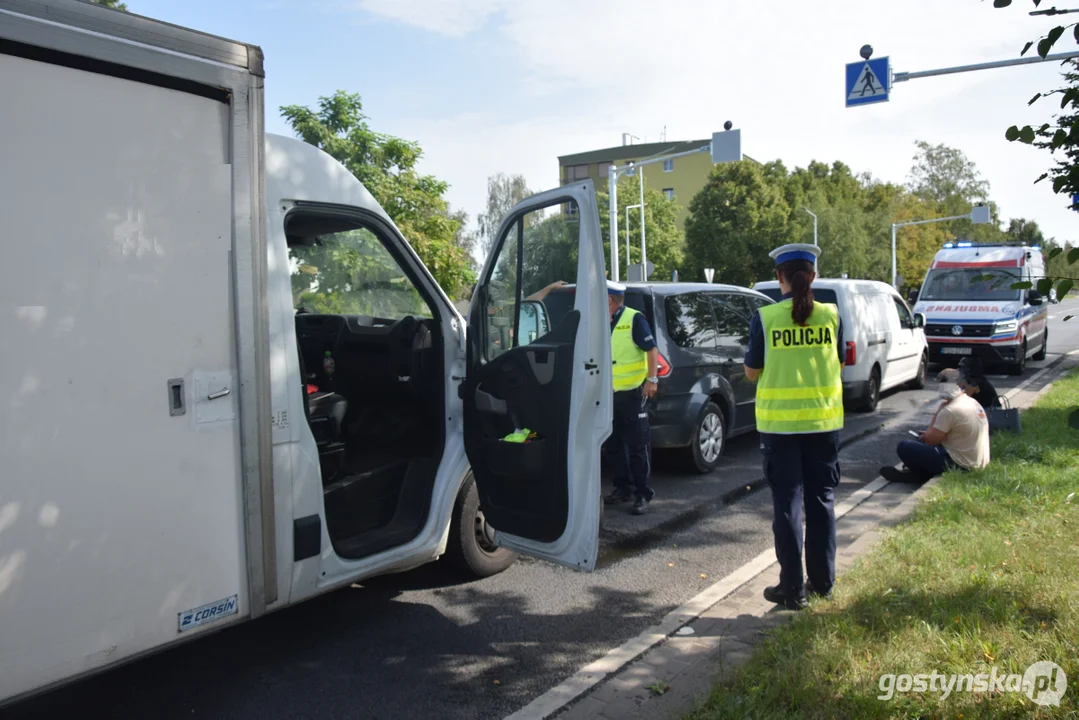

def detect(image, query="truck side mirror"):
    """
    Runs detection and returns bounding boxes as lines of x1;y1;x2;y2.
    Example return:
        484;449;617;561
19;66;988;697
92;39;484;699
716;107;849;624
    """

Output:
913;312;926;328
1028;290;1044;306
517;300;550;346
907;289;918;305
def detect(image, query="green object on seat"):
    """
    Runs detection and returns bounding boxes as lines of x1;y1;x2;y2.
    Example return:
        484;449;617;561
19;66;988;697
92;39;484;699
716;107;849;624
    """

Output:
503;428;531;443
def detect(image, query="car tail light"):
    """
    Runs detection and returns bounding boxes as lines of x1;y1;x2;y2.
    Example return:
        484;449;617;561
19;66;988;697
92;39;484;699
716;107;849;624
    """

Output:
306;384;319;394
657;352;672;377
845;341;857;366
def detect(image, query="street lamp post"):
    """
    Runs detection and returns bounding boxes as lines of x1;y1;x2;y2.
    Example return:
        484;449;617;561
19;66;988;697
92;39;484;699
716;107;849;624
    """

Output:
625;203;642;278
890;205;990;288
803;206;818;246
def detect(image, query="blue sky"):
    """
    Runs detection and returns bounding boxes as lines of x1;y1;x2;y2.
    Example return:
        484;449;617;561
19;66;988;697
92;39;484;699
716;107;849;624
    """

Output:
131;0;1076;246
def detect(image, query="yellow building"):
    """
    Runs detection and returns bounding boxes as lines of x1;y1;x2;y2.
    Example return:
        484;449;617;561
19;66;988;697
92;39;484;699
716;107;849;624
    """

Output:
557;139;754;228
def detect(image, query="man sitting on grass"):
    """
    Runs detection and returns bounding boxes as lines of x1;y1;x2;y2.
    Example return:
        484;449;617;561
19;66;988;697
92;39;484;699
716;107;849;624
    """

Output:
880;368;990;483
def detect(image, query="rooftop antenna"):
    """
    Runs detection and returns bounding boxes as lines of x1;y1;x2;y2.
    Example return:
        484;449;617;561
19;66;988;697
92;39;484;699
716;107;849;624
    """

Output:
622;133;639;146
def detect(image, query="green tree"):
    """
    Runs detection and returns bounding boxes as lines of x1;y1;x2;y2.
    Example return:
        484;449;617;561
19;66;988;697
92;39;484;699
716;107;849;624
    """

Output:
991;1;1079;300
90;0;128;10
684;160;790;286
597;174;685;281
782;161;889;281
477;173;533;256
281;91;474;300
907;140;1004;245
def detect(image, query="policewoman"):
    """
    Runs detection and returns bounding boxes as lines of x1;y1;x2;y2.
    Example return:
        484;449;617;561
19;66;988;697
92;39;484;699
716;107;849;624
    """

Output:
602;281;659;515
744;244;844;610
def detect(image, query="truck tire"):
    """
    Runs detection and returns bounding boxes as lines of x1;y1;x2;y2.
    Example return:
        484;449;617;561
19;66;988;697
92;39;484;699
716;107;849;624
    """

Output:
858;366;881;412
446;473;517;579
1033;329;1048;361
684;401;725;474
1009;341;1027;376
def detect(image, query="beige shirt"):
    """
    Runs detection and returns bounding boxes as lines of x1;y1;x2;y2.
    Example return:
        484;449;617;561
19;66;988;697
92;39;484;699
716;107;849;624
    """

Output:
932;393;990;470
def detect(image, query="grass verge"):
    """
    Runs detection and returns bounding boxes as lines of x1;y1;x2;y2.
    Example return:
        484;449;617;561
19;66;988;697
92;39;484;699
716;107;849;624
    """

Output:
688;369;1079;719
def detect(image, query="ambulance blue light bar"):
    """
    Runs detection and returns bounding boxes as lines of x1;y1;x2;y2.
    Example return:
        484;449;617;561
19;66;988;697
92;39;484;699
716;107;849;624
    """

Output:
943;243;954;248
957;242;972;247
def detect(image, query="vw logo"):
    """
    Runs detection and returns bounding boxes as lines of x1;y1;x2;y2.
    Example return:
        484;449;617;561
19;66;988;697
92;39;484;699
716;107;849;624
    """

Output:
951;325;964;336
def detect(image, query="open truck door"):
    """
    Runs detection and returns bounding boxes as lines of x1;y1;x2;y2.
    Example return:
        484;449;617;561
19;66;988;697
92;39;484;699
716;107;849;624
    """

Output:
463;181;611;571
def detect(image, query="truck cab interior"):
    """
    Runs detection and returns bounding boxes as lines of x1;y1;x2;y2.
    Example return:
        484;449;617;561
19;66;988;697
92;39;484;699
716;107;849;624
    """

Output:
286;209;444;560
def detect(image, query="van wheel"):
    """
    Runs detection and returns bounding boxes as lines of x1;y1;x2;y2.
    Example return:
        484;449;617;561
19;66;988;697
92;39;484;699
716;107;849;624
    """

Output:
859;367;881;412
685;401;725;474
1009;341;1027;376
446;474;517;579
908;352;928;390
1033;330;1048;361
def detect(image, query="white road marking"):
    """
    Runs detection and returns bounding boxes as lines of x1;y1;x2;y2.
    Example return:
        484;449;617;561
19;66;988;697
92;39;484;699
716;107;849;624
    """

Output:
505;355;1078;720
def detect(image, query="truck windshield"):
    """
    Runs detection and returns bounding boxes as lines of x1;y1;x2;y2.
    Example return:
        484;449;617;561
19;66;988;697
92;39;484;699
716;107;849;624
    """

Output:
919;268;1021;302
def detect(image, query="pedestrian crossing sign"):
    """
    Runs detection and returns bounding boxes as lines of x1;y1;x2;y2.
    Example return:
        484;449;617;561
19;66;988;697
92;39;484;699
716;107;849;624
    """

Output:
845;57;890;107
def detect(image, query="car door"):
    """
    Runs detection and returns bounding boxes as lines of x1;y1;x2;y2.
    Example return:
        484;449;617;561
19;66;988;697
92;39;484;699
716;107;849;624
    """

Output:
710;293;757;431
463;181;609;571
889;295;920;384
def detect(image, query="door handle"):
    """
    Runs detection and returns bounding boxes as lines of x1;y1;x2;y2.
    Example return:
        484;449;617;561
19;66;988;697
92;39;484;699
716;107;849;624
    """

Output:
207;387;231;400
584;362;597;370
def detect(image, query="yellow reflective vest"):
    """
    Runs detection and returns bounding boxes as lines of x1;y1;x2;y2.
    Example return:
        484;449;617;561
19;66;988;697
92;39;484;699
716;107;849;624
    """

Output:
755;300;844;434
611;307;648;391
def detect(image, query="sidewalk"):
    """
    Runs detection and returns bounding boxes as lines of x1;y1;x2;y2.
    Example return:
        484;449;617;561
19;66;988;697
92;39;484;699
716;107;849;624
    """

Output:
536;353;1078;720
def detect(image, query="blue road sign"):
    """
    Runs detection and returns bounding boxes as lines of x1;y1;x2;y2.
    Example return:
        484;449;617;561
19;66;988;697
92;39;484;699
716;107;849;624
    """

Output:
1071;193;1079;210
846;57;890;107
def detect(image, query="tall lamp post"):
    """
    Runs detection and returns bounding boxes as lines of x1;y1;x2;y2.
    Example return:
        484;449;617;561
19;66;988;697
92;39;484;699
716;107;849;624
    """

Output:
890;204;991;288
803;206;818;246
625;203;642;278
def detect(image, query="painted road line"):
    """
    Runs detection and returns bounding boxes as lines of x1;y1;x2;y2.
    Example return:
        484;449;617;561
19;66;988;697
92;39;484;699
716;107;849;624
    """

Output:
506;355;1079;720
505;477;890;720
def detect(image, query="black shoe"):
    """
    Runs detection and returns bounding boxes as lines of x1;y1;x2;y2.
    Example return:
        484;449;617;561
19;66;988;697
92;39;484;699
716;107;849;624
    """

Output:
880;466;925;484
806;580;832;599
763;584;808;610
604;487;633;505
632;496;650;515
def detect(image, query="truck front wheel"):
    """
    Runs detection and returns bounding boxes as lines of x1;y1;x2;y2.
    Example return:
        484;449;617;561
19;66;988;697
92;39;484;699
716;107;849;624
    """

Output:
445;473;518;579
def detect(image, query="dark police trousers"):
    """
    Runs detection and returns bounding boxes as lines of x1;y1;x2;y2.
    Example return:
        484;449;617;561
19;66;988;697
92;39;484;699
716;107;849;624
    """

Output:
761;431;840;596
608;386;654;500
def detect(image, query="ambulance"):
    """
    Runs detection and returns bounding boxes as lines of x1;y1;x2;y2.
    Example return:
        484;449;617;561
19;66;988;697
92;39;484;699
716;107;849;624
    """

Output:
912;243;1049;374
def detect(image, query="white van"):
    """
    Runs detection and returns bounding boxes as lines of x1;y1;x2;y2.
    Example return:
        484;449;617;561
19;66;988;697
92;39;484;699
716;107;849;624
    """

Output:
0;1;610;706
752;279;928;411
912;243;1049;375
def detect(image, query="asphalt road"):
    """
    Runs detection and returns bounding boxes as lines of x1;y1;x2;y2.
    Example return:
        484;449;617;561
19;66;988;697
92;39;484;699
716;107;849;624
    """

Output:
6;298;1078;720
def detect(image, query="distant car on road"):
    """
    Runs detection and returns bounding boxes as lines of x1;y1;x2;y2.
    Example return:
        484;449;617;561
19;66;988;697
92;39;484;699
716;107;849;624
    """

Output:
754;278;928;412
543;282;774;473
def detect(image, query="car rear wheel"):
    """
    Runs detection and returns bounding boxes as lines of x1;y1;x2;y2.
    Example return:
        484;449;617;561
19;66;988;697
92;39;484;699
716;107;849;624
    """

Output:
446;474;518;579
685;401;725;474
858;366;881;412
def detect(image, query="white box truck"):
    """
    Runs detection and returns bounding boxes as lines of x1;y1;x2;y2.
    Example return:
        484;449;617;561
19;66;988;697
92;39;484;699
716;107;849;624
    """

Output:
0;0;612;705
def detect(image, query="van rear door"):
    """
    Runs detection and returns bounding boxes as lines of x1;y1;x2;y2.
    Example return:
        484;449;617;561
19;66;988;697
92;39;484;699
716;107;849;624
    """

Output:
462;182;609;571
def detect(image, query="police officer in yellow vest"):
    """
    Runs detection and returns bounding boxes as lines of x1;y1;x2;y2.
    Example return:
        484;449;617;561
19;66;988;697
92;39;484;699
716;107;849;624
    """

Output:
744;244;845;610
602;281;660;515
